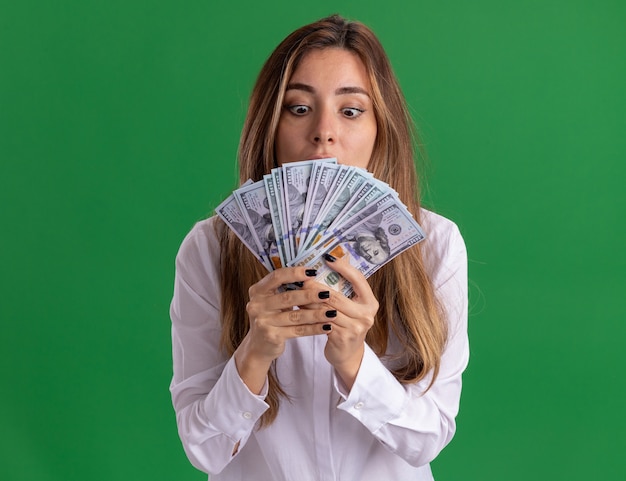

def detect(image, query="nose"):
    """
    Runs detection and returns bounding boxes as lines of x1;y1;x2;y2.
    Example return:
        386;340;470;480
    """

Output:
311;108;336;144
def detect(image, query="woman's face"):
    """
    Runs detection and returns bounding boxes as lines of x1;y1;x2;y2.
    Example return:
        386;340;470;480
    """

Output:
275;48;377;169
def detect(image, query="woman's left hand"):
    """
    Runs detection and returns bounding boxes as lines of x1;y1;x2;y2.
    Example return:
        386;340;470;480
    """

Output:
309;255;379;390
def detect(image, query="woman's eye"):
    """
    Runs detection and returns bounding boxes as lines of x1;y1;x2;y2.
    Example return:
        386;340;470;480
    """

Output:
342;107;365;118
287;105;310;115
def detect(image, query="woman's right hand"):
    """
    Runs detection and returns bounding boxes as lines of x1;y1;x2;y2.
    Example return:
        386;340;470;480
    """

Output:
234;266;333;394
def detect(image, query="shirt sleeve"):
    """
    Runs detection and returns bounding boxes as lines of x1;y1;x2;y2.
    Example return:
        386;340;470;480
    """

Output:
169;220;269;475
334;216;469;467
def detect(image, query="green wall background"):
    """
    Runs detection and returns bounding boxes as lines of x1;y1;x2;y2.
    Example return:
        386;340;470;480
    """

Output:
2;1;625;479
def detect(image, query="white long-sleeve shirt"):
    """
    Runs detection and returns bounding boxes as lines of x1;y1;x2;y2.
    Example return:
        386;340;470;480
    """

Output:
170;208;469;481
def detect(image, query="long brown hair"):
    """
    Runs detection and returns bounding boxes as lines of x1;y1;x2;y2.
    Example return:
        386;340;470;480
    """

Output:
217;14;447;426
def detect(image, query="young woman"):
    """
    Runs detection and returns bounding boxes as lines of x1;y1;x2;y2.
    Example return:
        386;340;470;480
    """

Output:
170;14;468;481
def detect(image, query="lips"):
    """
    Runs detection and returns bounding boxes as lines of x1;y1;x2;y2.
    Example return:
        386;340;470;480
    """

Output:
305;154;334;161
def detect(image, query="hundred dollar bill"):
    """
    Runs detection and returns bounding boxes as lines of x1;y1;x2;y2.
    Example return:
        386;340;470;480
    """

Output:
300;161;340;248
301;167;370;252
282;160;315;256
301;164;352;250
296;158;337;248
271;167;292;262
330;177;389;228
263;174;287;268
317;164;353;214
293;189;398;264
299;161;323;234
215;181;272;271
293;201;426;297
233;179;282;270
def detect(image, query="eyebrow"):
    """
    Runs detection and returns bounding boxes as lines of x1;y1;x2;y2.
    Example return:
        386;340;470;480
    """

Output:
286;83;370;97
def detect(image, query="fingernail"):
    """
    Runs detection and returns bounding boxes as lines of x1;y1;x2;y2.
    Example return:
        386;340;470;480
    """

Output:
325;310;337;318
305;269;317;277
322;324;332;331
323;253;336;262
294;281;304;288
318;290;330;299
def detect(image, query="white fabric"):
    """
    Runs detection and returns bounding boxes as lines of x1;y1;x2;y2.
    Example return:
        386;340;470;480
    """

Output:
170;208;469;481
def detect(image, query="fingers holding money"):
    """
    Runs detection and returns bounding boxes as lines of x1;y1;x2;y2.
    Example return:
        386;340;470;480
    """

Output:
241;301;332;369
237;267;337;394
321;253;379;313
246;267;335;334
248;266;318;299
292;256;378;329
303;254;378;388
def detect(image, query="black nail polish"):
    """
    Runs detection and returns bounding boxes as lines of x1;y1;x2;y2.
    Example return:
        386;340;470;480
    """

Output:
318;290;330;299
305;269;317;277
325;310;337;318
294;281;304;288
322;324;332;331
323;253;336;262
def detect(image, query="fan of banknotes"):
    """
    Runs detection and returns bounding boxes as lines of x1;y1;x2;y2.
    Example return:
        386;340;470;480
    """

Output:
216;158;426;296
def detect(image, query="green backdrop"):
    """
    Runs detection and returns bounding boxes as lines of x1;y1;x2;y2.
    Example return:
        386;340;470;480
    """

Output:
2;1;625;479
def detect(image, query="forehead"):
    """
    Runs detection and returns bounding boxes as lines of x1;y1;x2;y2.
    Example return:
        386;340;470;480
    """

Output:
288;48;371;88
